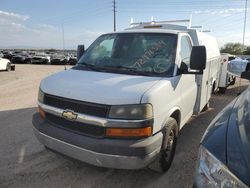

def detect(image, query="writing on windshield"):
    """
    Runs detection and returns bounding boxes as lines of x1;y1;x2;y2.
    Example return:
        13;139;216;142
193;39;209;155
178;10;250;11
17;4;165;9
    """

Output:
78;33;177;76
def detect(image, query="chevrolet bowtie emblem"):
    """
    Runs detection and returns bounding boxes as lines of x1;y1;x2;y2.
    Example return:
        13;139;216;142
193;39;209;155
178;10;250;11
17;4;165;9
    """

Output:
62;110;78;121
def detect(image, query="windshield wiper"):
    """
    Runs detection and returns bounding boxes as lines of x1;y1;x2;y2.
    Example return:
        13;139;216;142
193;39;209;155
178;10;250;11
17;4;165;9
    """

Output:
101;65;138;71
75;62;99;71
101;65;155;76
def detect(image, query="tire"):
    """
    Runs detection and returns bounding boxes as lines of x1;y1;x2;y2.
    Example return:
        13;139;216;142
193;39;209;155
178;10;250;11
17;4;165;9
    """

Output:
6;63;11;71
212;82;216;94
230;77;236;85
202;102;210;112
148;117;178;172
219;87;226;94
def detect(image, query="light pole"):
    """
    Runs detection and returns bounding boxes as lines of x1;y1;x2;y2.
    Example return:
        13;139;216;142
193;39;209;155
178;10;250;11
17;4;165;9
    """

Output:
242;0;248;54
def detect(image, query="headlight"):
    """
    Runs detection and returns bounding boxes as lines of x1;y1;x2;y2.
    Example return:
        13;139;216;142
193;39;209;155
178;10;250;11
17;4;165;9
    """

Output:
108;104;153;120
194;145;248;188
38;88;44;103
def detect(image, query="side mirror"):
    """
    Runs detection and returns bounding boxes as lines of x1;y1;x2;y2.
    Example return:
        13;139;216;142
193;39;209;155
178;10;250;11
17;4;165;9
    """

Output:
190;46;206;71
77;45;85;61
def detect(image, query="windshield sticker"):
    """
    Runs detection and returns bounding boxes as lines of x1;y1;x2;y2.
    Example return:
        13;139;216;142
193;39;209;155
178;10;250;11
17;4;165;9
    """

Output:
133;40;167;68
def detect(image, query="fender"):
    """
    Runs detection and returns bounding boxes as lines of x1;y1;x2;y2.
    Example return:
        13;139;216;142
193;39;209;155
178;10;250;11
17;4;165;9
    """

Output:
160;106;181;131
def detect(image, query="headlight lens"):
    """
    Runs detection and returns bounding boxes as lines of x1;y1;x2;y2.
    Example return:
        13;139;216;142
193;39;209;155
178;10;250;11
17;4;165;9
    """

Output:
194;145;248;188
38;88;44;103
108;104;153;120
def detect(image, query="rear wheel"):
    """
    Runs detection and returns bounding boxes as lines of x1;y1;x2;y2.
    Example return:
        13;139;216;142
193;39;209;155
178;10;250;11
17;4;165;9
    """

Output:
149;118;178;172
212;82;216;94
230;77;236;85
202;102;210;112
219;87;226;94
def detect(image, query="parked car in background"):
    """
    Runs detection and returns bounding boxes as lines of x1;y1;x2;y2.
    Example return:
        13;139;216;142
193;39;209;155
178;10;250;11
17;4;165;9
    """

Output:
68;55;77;65
31;53;50;64
0;57;15;71
50;54;68;65
2;51;14;61
11;53;32;64
194;68;250;188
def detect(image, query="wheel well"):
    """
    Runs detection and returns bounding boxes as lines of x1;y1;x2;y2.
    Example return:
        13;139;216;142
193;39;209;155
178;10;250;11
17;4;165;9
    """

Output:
170;110;181;129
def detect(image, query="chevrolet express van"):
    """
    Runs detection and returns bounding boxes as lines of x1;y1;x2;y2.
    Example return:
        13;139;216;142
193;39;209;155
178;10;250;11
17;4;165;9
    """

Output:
33;21;221;172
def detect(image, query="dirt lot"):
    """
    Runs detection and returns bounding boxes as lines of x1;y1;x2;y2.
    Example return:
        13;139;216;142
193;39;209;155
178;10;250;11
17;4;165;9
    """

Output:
0;64;249;188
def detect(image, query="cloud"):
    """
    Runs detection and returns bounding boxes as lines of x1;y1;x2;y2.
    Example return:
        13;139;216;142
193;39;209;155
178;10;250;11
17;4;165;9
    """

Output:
0;10;103;49
0;10;29;22
194;8;245;17
33;24;57;31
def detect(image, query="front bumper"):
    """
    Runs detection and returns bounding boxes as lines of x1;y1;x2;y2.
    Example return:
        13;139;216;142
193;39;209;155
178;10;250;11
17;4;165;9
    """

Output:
32;113;162;169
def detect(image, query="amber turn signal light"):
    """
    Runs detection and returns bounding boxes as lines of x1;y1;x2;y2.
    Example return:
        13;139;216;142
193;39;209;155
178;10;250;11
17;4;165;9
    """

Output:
106;127;152;138
38;106;46;119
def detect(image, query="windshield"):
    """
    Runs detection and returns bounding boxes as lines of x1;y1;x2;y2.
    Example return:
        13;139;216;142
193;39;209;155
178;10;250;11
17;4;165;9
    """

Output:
77;33;177;76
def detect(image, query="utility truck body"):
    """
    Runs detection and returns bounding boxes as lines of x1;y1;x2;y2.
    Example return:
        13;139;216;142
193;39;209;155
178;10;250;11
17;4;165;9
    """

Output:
218;53;236;93
33;21;221;171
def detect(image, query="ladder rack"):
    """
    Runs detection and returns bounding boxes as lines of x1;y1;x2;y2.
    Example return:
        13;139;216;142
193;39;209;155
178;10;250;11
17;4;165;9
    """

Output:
130;19;191;26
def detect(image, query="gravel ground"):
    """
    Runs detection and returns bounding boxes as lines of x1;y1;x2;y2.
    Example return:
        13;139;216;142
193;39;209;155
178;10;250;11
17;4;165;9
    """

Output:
0;64;249;188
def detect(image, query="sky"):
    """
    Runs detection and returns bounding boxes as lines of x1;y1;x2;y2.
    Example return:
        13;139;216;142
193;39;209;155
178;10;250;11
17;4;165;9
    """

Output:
0;0;249;49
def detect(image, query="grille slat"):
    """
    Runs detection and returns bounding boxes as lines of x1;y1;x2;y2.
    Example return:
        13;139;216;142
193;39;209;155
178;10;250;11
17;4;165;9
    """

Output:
46;113;105;137
44;94;110;118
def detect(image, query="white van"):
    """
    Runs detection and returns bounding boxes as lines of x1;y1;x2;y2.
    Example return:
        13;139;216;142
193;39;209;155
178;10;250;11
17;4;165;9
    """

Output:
33;21;221;172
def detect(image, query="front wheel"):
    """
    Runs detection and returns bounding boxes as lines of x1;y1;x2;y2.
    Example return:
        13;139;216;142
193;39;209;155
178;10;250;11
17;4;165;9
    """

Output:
149;117;178;172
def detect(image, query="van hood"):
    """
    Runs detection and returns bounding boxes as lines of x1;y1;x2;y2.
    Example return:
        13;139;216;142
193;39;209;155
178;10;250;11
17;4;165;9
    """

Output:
40;69;162;105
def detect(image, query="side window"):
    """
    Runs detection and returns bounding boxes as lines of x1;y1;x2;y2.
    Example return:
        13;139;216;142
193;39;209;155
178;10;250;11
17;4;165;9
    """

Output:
180;36;192;66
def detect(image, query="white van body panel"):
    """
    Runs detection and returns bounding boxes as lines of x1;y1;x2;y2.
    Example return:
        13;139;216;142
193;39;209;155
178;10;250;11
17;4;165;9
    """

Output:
141;74;197;132
187;31;221;113
40;69;162;105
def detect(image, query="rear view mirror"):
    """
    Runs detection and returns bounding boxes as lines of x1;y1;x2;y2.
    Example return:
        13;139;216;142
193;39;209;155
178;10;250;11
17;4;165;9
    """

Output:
190;46;206;71
77;45;85;61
